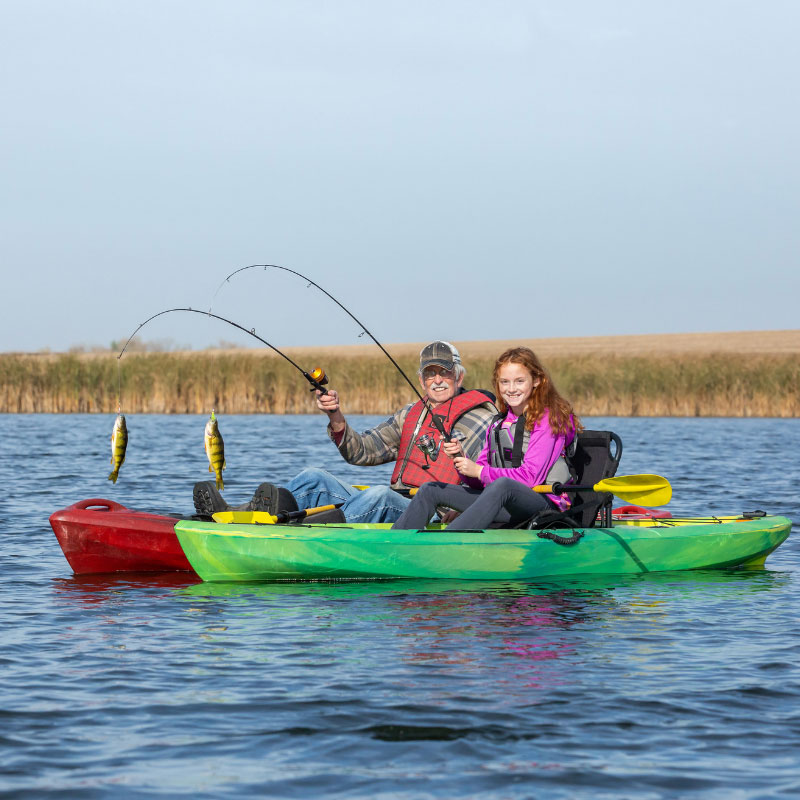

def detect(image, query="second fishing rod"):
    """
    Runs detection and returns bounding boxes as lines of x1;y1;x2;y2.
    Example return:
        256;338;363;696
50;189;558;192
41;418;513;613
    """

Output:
211;264;456;443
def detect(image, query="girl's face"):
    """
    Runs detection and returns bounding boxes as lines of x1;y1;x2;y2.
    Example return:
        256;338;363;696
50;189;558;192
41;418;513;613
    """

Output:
497;361;539;414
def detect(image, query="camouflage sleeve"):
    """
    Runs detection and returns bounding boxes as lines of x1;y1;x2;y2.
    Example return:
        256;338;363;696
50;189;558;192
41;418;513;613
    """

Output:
328;404;413;466
452;401;498;460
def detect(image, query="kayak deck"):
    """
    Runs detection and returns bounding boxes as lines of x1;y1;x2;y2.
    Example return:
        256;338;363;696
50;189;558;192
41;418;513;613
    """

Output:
174;515;792;582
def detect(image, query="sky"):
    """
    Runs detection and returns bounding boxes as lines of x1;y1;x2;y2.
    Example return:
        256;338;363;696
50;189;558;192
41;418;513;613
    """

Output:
2;1;798;353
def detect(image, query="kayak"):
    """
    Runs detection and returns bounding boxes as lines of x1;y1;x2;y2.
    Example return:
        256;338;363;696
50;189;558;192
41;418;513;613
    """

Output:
50;499;195;575
174;514;792;582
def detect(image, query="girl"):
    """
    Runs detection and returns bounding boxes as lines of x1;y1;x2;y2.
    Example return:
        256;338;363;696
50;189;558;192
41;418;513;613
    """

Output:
391;347;581;530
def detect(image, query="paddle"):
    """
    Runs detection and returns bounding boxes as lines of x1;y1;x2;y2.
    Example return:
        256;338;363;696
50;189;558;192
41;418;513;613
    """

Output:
354;474;671;507
212;503;344;525
532;474;672;507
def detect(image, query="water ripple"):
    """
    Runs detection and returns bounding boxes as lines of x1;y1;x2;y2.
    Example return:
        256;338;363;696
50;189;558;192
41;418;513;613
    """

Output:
1;415;799;797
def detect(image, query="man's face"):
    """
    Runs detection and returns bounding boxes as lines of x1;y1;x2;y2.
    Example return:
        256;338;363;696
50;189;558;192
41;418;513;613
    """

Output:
419;365;463;406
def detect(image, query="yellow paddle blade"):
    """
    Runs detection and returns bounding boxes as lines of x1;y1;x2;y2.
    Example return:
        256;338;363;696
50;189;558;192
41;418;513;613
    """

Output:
212;510;278;524
594;474;672;506
532;474;672;506
211;504;341;525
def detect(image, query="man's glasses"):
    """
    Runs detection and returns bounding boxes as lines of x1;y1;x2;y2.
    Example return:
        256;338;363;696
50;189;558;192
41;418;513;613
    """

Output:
422;367;455;382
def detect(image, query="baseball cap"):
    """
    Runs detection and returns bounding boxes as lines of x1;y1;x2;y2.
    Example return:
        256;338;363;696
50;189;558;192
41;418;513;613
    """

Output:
419;341;461;371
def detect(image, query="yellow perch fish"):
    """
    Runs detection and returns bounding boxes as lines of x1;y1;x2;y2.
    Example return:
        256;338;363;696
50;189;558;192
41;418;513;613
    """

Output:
204;411;226;490
108;413;128;483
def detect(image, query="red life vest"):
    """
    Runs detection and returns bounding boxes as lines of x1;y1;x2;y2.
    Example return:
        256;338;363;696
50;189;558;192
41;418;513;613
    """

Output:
390;390;491;488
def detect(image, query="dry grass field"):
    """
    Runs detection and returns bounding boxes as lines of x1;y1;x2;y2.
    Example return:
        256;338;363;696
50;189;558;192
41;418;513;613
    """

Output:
2;330;799;416
276;330;800;360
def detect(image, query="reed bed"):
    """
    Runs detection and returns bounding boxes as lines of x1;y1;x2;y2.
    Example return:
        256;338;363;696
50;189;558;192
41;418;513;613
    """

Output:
1;351;798;417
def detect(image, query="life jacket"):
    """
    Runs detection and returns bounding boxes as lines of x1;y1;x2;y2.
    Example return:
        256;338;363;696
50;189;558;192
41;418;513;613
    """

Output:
390;389;493;488
488;412;575;486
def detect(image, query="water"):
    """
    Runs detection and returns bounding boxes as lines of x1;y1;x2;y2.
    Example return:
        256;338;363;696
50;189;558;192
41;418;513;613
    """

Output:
1;414;799;798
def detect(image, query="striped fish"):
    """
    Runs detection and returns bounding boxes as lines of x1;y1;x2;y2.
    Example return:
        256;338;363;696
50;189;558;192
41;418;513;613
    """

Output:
204;411;226;490
108;413;128;483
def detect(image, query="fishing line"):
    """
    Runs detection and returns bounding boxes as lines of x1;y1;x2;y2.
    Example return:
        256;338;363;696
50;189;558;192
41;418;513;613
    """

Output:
117;307;330;395
116;359;122;414
210;264;452;440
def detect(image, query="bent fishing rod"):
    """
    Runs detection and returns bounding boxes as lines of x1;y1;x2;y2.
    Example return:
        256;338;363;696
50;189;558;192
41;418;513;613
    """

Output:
211;264;453;441
117;307;330;395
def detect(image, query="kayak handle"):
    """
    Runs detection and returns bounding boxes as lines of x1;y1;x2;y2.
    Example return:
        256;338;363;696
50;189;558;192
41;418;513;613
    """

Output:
70;499;128;513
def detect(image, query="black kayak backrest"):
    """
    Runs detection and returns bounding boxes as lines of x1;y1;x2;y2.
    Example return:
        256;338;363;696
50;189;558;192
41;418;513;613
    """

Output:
525;429;623;530
568;430;623;527
572;430;622;484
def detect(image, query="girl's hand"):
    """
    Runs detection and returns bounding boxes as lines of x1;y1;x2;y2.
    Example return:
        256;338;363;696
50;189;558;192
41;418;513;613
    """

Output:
439;509;460;524
453;456;482;479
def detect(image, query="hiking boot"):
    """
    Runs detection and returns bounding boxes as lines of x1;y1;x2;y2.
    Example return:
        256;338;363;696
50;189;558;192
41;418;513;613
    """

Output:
193;481;230;516
251;482;299;514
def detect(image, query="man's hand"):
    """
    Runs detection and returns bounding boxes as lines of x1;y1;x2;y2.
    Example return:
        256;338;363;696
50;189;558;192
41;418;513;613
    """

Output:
441;440;463;459
315;388;339;413
316;389;346;432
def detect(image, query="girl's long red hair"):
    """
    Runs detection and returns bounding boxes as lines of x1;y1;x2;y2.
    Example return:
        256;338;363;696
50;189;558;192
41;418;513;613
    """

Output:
492;347;582;434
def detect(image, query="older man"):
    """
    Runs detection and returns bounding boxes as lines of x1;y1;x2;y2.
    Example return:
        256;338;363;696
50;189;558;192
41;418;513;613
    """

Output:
284;340;497;523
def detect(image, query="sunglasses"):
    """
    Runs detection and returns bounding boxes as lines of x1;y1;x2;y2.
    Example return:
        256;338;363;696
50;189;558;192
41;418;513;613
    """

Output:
422;366;456;381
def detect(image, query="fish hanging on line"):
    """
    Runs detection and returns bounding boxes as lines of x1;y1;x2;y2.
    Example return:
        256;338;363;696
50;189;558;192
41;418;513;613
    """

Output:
108;412;128;483
204;410;226;490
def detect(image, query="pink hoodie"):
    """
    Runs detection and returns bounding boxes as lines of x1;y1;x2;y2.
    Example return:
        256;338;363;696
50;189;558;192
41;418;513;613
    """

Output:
465;409;575;510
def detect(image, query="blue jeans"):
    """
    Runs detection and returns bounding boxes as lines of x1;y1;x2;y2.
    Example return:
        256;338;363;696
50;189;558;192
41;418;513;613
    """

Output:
285;468;410;524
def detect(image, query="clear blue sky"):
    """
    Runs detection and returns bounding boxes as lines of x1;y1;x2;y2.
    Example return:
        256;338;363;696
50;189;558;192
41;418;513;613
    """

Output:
2;1;798;352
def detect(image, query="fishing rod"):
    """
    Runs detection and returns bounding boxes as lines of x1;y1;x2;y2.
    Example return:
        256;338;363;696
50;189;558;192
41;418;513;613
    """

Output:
211;264;453;441
117;307;330;395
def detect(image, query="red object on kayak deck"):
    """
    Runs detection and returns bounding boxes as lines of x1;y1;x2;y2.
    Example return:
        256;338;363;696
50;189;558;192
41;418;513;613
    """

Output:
612;505;673;520
49;499;195;575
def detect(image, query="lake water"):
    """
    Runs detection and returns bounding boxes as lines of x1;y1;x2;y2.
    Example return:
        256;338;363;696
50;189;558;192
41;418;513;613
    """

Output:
1;414;799;798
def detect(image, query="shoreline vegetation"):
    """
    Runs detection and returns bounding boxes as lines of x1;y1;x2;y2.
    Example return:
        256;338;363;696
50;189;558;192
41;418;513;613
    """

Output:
2;331;799;417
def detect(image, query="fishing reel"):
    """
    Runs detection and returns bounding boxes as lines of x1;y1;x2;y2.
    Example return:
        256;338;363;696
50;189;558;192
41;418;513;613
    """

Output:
416;430;465;469
307;366;337;415
416;433;440;468
307;367;328;391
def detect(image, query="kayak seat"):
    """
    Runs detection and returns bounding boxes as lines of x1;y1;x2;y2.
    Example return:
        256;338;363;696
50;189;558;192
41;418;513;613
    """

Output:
523;430;623;531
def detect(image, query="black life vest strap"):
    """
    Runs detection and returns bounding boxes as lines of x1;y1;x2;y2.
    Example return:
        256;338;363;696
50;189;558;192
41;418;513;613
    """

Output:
491;411;527;468
511;412;526;467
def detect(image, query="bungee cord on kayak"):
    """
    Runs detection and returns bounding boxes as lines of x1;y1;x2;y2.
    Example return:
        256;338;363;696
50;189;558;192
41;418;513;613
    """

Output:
210;263;452;442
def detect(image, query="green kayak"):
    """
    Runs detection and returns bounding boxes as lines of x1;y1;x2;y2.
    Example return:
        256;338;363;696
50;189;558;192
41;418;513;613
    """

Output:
174;514;792;582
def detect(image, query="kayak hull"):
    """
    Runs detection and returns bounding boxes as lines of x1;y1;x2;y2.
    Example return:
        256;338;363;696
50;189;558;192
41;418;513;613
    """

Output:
174;516;792;582
50;499;194;575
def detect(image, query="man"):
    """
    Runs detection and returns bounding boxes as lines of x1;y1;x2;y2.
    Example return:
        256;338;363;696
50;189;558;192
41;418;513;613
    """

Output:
282;340;497;523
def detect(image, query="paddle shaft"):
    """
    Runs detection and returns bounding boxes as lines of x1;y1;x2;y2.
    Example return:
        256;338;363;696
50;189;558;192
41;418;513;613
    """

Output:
275;503;343;523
